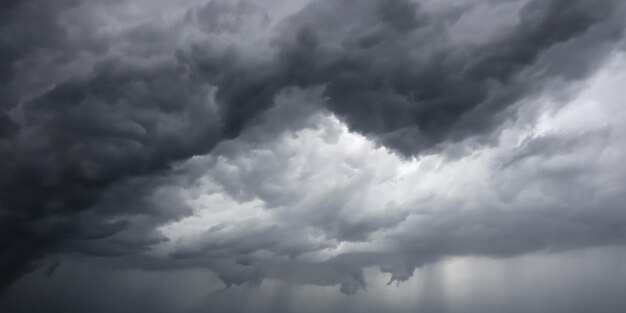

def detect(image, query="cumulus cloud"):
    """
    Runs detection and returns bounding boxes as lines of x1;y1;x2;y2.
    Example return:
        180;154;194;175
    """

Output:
149;55;626;292
1;0;626;303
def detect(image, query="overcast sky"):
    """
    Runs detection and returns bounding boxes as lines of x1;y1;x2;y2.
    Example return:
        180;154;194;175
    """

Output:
1;0;626;312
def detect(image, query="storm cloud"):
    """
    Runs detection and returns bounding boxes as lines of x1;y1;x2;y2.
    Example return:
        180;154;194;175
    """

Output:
1;0;626;311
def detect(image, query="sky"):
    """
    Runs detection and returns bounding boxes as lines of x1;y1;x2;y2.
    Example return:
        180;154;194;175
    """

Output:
1;0;626;312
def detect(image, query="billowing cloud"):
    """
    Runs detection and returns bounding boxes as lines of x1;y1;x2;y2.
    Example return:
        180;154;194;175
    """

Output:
1;0;626;308
146;55;626;292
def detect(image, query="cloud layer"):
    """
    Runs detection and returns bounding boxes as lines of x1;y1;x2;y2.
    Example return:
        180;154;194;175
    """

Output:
1;0;626;303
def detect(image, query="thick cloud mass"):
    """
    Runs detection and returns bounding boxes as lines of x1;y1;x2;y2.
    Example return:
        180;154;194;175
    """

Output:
267;0;623;154
1;0;626;310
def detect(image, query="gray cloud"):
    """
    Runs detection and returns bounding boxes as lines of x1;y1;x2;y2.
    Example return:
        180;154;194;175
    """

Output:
132;52;626;293
0;0;224;292
1;0;626;306
278;0;622;154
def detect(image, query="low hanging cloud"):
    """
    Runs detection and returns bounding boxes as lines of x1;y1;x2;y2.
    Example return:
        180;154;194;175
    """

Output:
151;60;626;292
1;0;626;299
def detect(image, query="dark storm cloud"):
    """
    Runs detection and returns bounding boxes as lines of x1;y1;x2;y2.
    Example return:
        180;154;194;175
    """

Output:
0;55;220;291
0;0;235;292
166;0;626;293
196;0;624;155
0;0;64;291
272;0;622;155
156;86;626;295
193;0;258;34
1;0;626;298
